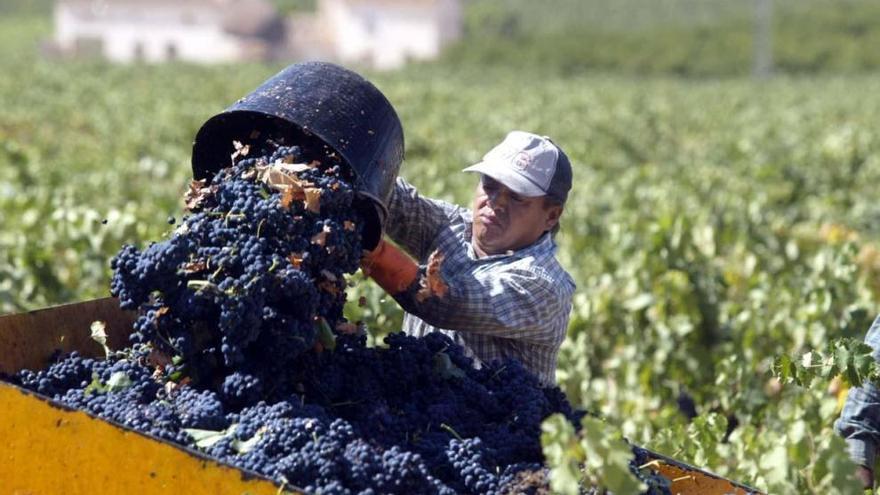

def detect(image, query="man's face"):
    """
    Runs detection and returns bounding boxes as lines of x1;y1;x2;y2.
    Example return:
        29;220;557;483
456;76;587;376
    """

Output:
471;175;562;257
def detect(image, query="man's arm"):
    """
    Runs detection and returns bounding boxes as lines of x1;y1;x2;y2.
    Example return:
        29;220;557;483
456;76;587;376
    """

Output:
392;262;569;345
835;315;880;488
385;177;461;262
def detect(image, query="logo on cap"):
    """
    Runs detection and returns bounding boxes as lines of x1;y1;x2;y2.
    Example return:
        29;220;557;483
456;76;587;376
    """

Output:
513;151;531;171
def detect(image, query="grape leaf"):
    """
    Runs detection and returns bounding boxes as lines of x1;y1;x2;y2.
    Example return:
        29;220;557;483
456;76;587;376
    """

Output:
184;424;238;450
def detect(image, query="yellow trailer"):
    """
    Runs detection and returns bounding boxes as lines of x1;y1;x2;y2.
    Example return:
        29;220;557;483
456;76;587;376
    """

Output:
0;297;294;495
0;298;760;495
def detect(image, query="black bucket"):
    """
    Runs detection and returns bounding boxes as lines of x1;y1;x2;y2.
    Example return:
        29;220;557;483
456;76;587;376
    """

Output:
191;61;404;250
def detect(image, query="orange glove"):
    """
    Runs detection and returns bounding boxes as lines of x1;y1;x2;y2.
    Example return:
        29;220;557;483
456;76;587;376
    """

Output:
361;239;419;295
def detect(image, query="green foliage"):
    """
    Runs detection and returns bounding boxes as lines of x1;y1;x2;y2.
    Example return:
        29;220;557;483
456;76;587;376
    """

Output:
651;387;865;494
0;0;53;16
447;0;880;76
343;274;403;344
541;413;645;495
775;337;880;388
270;0;316;15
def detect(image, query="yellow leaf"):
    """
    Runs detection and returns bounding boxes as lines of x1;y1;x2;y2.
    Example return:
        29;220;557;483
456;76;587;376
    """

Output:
416;250;448;302
304;187;322;213
311;225;331;246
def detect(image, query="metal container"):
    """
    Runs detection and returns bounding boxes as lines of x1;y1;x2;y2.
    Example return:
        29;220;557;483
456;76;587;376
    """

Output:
191;61;405;249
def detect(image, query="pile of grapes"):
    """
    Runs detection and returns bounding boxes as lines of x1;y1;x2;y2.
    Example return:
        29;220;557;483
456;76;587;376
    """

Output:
12;140;671;494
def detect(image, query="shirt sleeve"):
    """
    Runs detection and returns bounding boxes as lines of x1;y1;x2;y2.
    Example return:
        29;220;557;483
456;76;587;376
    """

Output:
835;314;880;468
385;177;461;262
392;260;567;345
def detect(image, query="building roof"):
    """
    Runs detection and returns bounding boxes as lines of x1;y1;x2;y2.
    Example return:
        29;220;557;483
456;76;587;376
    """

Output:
57;0;281;38
57;0;230;9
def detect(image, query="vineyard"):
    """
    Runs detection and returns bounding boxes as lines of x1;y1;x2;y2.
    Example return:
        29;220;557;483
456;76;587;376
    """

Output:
3;7;880;494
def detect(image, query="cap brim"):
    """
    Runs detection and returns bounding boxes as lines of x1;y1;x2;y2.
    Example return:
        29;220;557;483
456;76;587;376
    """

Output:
463;161;546;197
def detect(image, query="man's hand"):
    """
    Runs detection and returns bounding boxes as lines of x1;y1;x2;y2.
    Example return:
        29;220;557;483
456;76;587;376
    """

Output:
856;464;874;490
361;239;418;295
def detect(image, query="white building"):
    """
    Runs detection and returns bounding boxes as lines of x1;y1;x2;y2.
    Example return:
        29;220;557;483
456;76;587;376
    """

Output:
53;0;284;63
291;0;462;70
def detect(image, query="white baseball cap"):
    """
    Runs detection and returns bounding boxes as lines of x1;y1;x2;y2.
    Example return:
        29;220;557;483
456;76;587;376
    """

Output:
463;131;572;204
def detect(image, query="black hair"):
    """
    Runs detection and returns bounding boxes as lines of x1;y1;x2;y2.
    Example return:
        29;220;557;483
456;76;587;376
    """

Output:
543;196;564;237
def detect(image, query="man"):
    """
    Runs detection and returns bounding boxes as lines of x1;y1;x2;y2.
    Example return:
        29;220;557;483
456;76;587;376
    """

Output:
362;130;576;386
836;315;880;489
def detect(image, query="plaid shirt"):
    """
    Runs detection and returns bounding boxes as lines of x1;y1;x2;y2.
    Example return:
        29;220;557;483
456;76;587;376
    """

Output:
384;178;576;386
836;314;880;469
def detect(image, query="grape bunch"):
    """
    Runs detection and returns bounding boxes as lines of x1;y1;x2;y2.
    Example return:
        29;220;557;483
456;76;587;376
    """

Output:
109;139;362;390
